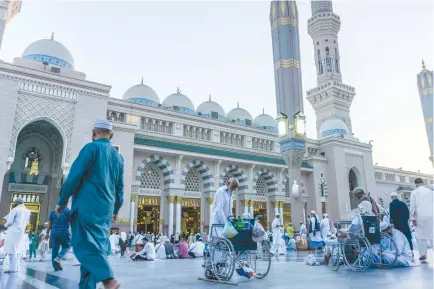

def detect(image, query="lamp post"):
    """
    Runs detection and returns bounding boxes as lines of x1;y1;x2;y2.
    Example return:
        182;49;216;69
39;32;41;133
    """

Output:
277;111;307;229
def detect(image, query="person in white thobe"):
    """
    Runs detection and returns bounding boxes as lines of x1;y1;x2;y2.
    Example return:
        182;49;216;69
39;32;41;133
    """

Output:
308;211;323;249
270;213;285;255
3;198;30;273
209;178;239;237
410;178;433;261
188;239;205;258
155;240;166;259
109;233;120;256
299;221;307;237
320;214;335;239
131;237;156;261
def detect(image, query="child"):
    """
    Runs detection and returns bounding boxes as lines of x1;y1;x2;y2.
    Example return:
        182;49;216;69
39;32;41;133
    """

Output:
28;231;38;261
38;235;49;262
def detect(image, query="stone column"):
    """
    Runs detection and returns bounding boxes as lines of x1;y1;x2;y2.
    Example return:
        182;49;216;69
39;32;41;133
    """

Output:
129;192;137;233
243;199;249;215
208;197;214;222
159;219;164;234
168;196;175;237
274;201;279;215
175;196;183;235
249;200;254;218
279;202;284;221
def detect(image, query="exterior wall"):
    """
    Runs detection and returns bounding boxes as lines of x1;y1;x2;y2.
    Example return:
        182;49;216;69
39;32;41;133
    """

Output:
0;75;19;203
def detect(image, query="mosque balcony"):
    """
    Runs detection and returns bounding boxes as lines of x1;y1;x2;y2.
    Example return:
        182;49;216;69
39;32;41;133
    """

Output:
308;12;341;37
18;80;78;102
374;166;433;185
306;81;355;110
252;137;274;152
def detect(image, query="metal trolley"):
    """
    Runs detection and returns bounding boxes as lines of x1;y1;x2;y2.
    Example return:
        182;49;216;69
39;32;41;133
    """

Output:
328;216;398;272
202;216;271;282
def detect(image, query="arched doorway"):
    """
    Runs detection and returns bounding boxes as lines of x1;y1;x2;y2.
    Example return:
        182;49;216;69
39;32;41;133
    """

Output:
1;120;64;234
348;168;360;210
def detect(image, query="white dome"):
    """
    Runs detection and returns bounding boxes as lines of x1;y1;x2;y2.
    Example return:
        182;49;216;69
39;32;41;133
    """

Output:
162;90;195;114
22;39;74;69
253;113;277;132
123;83;160;107
197;99;225;120
227;106;253;126
320;117;349;138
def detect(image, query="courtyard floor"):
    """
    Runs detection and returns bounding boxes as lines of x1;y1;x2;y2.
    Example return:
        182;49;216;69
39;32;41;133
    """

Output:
1;251;432;289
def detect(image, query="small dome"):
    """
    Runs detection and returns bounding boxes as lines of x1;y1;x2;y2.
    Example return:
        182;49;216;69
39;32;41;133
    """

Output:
197;97;225;120
253;113;277;132
123;81;160;107
162;89;195;115
320;116;349;138
22;38;74;69
227;104;253;126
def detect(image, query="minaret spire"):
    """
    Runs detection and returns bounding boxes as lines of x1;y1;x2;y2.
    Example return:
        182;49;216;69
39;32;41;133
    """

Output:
417;62;433;165
270;1;304;124
422;59;426;69
307;0;356;138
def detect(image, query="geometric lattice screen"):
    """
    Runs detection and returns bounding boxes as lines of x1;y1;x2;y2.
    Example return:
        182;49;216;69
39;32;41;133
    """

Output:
140;164;161;189
185;169;201;192
285;179;291;197
256;178;266;196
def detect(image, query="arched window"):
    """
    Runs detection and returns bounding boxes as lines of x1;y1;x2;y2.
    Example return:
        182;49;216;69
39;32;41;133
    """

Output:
317;49;323;75
140;163;161;189
325;47;332;72
256;177;266;196
325;47;330;56
334;47;340;73
185;169;201;192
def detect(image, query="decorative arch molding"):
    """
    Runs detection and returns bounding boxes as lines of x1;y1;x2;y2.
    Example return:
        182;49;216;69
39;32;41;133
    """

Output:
9;93;75;164
252;168;277;193
219;164;248;191
346;154;365;190
180;160;214;192
135;155;174;188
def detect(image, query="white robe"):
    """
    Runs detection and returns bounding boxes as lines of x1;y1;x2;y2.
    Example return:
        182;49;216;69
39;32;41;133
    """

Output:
320;218;331;239
109;234;120;253
309;216;323;242
137;242;156;260
155;242;166;259
209;185;233;236
270;218;285;255
410;186;433;240
3;205;30;254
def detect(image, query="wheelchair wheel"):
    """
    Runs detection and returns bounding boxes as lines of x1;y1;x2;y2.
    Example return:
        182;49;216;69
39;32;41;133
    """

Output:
211;238;235;281
253;240;271;279
374;233;398;269
329;245;341;271
343;238;372;272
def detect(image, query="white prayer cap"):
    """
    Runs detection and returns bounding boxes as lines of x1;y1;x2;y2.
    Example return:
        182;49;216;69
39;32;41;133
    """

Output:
323;213;328;217
390;192;398;198
14;197;24;204
275;212;280;216
94;119;113;130
380;222;389;231
311;210;316;214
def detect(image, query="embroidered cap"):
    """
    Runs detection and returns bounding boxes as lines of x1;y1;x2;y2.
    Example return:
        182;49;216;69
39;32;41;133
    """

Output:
94;119;113;130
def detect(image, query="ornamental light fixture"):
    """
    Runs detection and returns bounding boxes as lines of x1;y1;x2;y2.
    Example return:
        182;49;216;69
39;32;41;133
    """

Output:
294;111;306;137
276;112;289;137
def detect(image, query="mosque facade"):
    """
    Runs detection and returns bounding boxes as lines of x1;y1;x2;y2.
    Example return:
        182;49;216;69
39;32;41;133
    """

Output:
0;0;432;235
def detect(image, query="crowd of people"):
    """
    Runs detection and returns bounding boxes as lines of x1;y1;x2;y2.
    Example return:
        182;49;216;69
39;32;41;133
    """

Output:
0;119;432;289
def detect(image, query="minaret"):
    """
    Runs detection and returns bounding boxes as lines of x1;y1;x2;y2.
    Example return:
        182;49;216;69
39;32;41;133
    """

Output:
270;0;303;124
417;60;433;165
0;0;22;51
306;0;356;138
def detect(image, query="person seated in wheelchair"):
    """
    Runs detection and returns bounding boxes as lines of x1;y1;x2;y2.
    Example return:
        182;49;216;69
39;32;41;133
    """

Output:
345;201;376;239
370;222;414;267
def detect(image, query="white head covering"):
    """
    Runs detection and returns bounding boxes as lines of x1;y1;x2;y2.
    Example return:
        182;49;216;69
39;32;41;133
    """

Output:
275;212;280;216
323;213;328;218
310;210;316;214
94;119;113;130
120;232;127;242
390;192;398;198
358;201;373;215
380;221;389;231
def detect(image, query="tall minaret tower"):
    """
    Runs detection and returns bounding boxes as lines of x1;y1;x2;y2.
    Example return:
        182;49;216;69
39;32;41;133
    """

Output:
0;0;22;51
417;61;433;165
306;0;356;138
270;0;304;124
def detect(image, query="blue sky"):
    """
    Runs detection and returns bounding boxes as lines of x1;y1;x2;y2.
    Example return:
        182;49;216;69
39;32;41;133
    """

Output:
2;0;433;173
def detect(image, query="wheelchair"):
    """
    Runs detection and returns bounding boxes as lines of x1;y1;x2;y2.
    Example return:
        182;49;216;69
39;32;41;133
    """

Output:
328;216;398;272
203;216;271;282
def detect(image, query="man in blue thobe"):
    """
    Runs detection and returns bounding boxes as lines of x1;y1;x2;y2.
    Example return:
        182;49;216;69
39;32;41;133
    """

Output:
46;206;72;271
56;119;124;289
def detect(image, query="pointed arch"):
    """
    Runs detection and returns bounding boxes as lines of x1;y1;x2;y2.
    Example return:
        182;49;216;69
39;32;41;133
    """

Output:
180;160;214;192
220;164;247;191
135;155;174;189
252;168;277;193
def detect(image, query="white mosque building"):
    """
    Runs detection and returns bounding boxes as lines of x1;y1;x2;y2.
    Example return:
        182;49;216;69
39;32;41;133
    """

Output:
0;1;432;235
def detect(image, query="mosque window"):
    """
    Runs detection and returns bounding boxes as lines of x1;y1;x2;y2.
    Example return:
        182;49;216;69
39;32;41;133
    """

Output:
409;177;416;183
399;176;406;183
223;173;231;186
385;173;395;182
140;117;173;135
183;125;211;141
317;49;323;74
256;178;266;196
252;137;274;152
325;39;328;42
140;164;161;189
220;132;245;147
285;179;291;197
185;169;201;192
374;172;383;180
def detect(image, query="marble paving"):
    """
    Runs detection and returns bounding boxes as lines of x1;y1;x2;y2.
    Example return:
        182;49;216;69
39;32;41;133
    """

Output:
1;251;432;289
